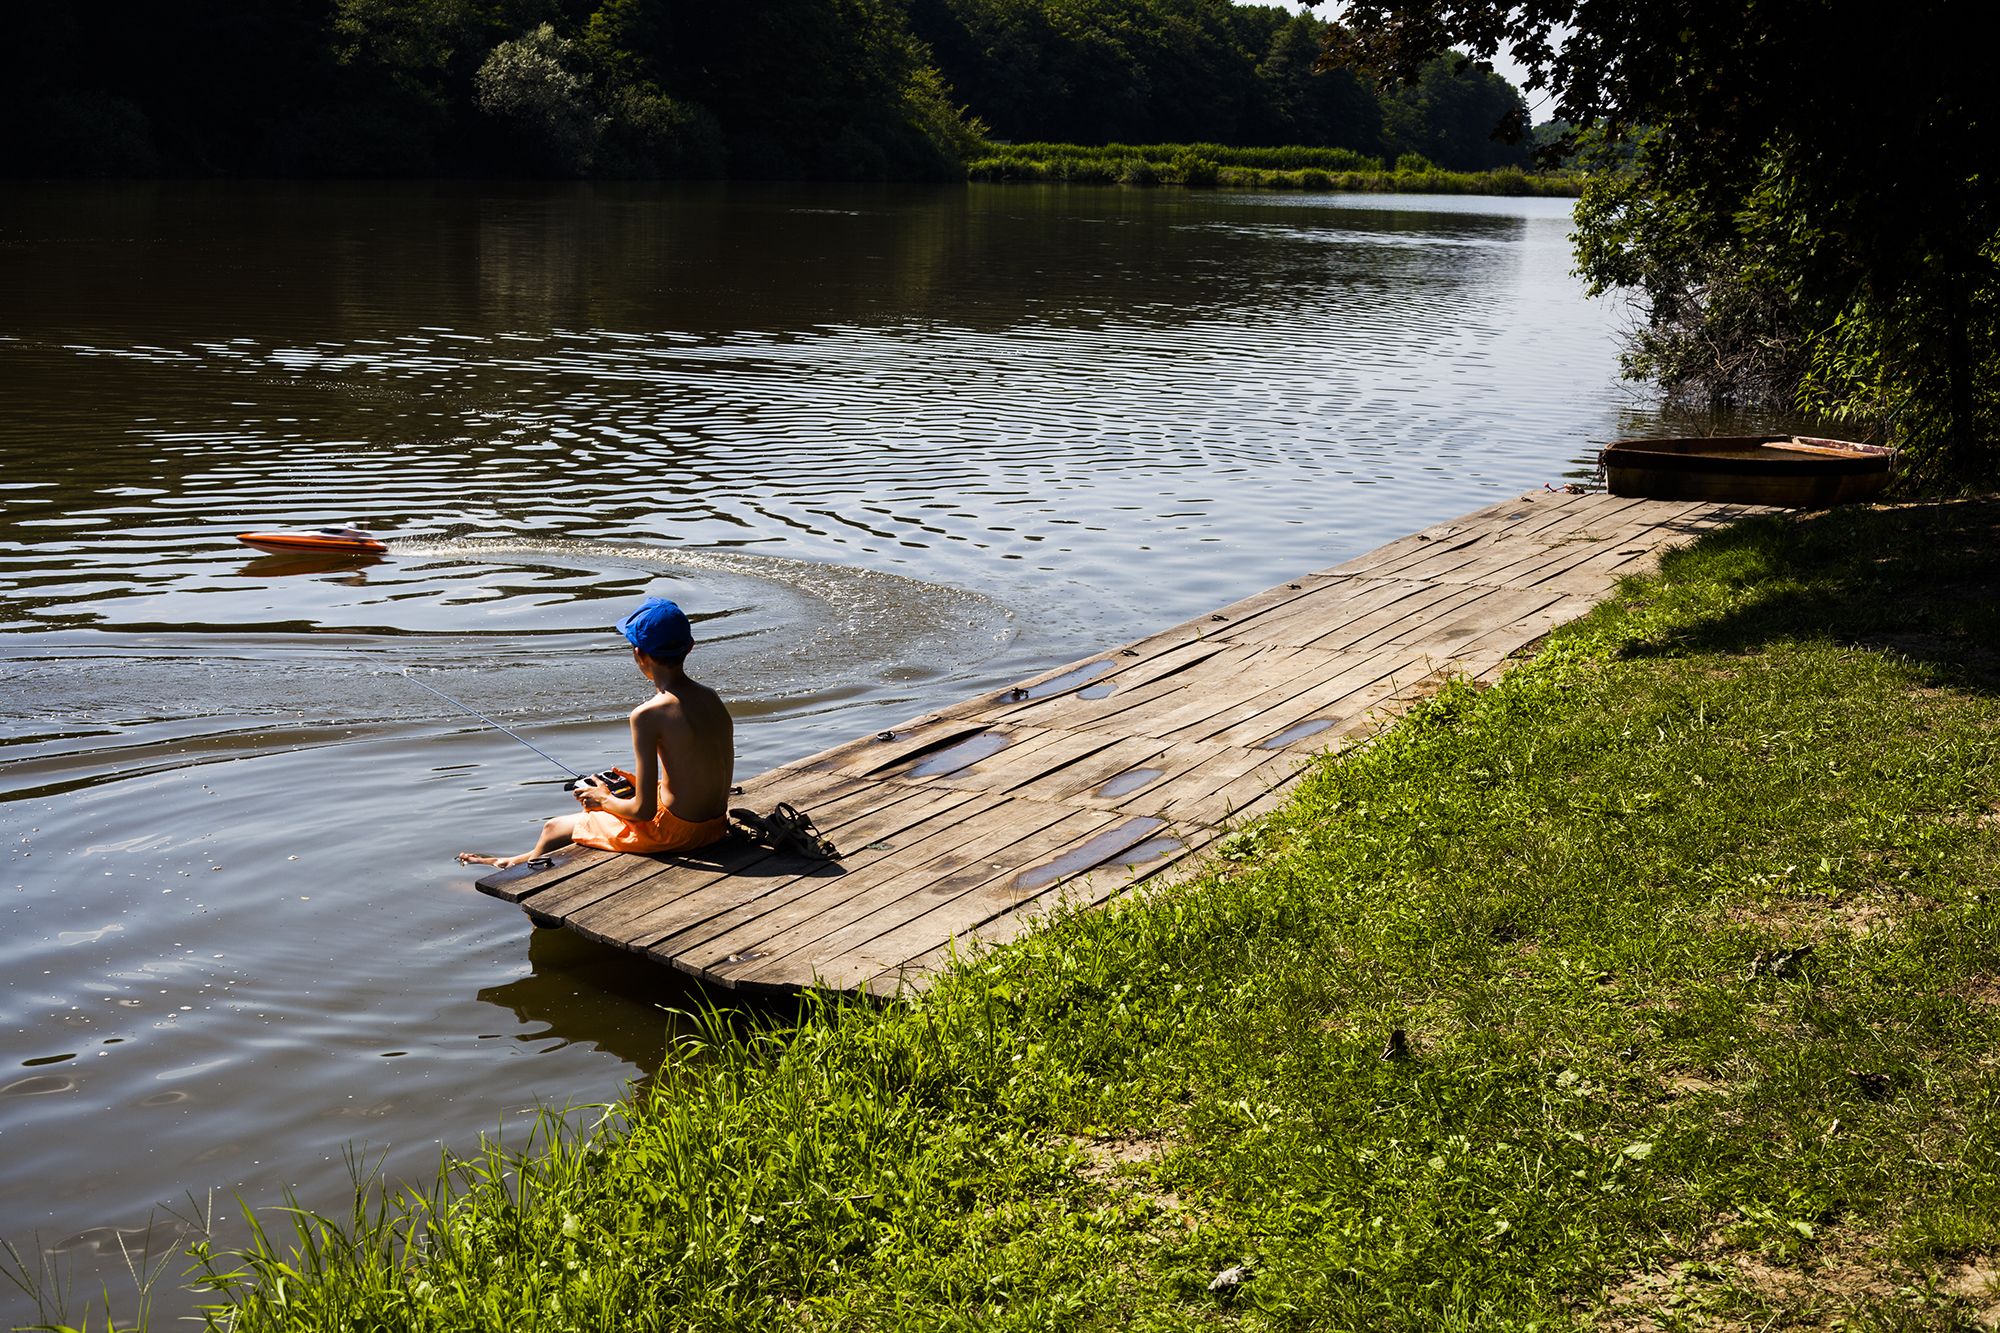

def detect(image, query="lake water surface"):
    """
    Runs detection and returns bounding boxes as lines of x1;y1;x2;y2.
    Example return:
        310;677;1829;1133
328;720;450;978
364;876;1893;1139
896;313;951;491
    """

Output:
0;181;1801;1322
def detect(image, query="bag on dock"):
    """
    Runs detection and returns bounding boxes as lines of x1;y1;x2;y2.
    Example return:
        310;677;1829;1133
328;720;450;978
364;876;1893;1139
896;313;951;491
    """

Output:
730;802;841;861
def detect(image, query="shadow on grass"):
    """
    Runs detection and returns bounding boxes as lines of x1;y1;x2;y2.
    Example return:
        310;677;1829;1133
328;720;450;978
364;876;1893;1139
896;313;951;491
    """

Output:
1621;498;2000;691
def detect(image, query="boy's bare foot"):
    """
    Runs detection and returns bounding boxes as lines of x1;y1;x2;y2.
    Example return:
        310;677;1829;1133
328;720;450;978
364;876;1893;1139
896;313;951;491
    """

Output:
457;851;515;868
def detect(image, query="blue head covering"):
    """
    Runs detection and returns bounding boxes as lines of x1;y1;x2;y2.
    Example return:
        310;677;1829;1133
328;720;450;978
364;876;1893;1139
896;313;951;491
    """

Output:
618;597;694;658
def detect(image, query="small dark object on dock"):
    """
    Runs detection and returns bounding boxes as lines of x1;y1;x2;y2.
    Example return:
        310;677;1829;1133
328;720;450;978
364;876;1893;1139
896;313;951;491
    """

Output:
876;730;897;741
1380;1028;1409;1061
731;802;840;860
1210;614;1227;622
1008;686;1029;701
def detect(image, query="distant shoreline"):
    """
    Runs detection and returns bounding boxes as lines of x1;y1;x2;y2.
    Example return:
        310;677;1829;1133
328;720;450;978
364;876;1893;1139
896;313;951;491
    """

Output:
0;164;1581;198
968;141;1582;196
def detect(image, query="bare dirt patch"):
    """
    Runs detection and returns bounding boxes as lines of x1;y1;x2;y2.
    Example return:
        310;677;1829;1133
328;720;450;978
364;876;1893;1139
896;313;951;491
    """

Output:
1664;1074;1729;1099
1066;1130;1196;1225
1732;1251;1891;1309
1069;1131;1171;1180
1959;977;2000;1008
1595;1259;1700;1330
1721;893;1900;943
1945;1258;2000;1329
1594;1234;2000;1331
1590;1225;1952;1332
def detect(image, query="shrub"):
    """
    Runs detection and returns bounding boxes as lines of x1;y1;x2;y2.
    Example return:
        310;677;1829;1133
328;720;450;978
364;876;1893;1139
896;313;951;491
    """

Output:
1171;149;1220;188
599;84;723;177
970;155;1039;181
1116;157;1158;186
474;24;600;175
899;64;986;177
1395;151;1436;173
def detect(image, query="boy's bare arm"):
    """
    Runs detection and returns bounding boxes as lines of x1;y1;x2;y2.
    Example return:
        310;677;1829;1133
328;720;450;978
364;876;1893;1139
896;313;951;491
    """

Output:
576;701;669;822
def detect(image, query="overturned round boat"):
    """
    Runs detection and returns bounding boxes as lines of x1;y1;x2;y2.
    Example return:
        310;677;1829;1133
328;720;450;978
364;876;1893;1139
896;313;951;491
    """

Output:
1600;435;1894;507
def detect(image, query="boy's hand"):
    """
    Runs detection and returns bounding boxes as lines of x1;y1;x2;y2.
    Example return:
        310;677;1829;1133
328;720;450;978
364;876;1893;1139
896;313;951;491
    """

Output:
573;777;609;811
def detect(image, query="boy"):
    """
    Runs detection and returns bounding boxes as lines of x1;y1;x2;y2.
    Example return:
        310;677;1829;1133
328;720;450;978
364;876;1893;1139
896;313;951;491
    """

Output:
457;597;734;869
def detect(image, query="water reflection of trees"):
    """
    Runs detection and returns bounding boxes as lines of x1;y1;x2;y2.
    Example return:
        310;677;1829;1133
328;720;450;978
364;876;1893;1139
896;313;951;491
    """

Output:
450;183;1533;336
2;182;1532;347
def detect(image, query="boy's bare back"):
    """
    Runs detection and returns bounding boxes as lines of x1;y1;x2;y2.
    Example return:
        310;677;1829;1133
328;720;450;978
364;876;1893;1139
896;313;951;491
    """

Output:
634;674;733;823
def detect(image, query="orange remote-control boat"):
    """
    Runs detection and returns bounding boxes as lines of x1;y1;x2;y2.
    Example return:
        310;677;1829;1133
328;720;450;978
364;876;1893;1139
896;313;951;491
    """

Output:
236;526;388;555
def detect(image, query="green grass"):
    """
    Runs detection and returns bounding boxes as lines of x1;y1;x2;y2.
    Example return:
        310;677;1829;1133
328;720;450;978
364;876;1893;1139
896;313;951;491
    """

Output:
966;140;1583;196
43;500;2000;1331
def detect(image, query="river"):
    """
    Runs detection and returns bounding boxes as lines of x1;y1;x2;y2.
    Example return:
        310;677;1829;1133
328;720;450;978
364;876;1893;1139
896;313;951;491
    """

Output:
0;180;1796;1324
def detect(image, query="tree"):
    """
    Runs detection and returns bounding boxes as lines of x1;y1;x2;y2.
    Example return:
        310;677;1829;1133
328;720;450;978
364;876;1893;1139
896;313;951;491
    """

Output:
1254;13;1380;155
910;0;1212;145
330;0;572;171
1377;52;1526;171
1329;0;2000;485
587;0;977;179
474;23;599;173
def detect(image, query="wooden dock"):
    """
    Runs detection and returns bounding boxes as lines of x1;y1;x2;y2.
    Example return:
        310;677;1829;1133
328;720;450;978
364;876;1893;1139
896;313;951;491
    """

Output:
476;489;1761;997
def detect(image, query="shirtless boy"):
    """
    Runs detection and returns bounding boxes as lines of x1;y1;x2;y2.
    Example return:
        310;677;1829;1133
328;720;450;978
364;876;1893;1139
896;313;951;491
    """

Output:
457;598;734;869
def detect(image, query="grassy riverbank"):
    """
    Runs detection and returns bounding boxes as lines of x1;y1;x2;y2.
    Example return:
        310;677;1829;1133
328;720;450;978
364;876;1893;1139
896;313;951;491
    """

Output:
967;141;1583;195
154;501;2000;1329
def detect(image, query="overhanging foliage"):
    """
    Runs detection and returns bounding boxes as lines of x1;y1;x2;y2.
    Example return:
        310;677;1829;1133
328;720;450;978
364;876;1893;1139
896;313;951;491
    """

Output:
1328;0;2000;485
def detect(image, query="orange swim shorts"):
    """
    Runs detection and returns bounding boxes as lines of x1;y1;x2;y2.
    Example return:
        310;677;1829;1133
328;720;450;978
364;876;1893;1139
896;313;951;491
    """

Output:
572;804;729;855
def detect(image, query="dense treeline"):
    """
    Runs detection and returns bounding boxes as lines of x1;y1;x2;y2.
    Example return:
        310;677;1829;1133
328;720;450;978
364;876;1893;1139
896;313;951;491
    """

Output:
915;1;1528;168
1;0;1532;179
2;0;974;179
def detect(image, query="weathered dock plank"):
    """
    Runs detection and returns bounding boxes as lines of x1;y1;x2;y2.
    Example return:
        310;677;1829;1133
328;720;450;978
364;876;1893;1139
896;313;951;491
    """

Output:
476;489;1766;995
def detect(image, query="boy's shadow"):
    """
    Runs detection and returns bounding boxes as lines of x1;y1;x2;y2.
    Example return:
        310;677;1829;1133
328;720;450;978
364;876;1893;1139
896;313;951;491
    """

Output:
1619;499;2000;693
485;829;847;901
